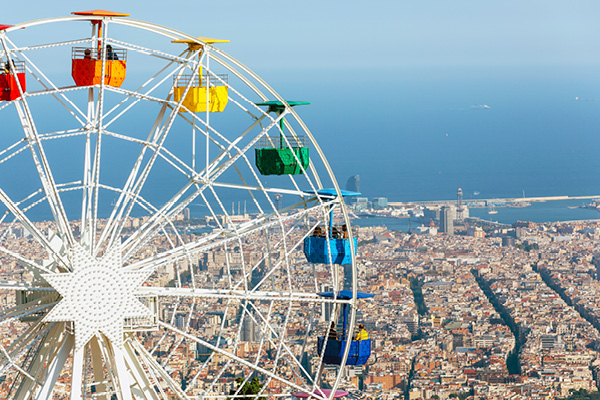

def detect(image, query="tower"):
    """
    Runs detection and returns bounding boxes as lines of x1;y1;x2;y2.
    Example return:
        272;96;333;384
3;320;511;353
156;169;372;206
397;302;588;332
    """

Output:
456;188;469;221
346;175;360;193
440;206;455;235
274;194;282;211
241;313;258;342
321;284;333;322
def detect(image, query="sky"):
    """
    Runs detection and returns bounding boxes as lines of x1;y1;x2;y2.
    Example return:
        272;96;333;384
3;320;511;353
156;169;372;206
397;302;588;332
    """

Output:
3;1;600;201
4;1;600;71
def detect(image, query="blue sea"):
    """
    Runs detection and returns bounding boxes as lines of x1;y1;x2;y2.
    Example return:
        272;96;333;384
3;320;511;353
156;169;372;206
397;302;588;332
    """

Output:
272;64;600;227
3;64;600;225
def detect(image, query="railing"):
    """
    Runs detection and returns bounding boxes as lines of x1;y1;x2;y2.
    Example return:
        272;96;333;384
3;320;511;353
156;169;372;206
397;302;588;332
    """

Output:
0;60;25;74
256;135;308;149
72;46;127;61
310;225;357;239
124;295;158;331
173;73;228;87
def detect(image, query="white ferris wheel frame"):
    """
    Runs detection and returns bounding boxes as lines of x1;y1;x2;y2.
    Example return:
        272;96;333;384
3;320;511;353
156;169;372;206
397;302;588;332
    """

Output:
0;13;361;400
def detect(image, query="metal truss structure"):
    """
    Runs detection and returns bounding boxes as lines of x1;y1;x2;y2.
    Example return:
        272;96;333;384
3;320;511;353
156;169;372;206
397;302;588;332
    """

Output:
0;12;359;400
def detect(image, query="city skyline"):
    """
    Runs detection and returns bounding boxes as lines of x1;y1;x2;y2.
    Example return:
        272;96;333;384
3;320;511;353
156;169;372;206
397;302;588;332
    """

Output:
1;5;600;400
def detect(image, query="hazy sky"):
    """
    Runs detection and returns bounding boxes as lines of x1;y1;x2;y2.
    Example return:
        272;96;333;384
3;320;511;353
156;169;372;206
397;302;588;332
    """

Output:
4;2;600;201
3;1;600;71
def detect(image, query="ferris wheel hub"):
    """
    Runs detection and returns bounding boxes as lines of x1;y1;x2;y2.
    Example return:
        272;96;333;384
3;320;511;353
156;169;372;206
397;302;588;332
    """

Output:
42;244;152;350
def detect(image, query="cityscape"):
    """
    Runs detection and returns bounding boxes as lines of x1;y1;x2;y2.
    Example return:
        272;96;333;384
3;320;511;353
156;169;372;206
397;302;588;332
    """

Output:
2;3;600;400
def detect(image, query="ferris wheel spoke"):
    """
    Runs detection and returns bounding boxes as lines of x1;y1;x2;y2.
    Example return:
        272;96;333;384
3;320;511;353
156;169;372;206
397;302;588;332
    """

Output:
243;301;318;388
3;37;89;126
122;338;162;400
12;322;64;400
7;100;74;248
34;332;73;400
137;287;350;306
1;38;74;247
94;101;171;253
203;113;284;181
0;139;28;169
0;300;57;325
120;181;203;261
98;70;202;254
0;188;69;269
199;114;268;178
0;320;53;384
159;321;324;399
124;199;329;273
121;113;291;259
0;246;55;275
128;337;191;399
0;281;53;292
84;23;112;253
100;49;198;129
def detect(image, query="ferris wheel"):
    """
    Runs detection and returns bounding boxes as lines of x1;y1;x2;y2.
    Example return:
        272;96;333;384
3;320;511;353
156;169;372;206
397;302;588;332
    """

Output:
0;10;371;400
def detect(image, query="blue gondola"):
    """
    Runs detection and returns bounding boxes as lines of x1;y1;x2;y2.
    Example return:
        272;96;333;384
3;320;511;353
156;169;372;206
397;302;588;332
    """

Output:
316;291;374;366
303;188;360;265
303;236;357;265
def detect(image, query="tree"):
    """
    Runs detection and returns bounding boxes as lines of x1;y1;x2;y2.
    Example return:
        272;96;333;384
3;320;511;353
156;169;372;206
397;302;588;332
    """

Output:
559;388;600;400
229;377;266;400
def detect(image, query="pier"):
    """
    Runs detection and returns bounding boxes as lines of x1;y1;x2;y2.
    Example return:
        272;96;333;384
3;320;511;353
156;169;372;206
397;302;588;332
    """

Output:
389;194;600;207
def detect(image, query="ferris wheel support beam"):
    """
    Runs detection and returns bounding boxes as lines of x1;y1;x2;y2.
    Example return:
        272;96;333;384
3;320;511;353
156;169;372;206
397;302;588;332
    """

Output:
87;20;111;253
13;322;63;400
95;101;170;254
3;36;88;126
122;340;161;400
69;344;85;400
128;338;191;400
124;199;330;273
9;100;74;249
88;337;108;400
160;322;328;400
99;57;201;255
0;35;77;248
137;287;351;305
80;87;95;247
109;341;133;400
121;113;288;262
80;24;97;248
34;333;73;400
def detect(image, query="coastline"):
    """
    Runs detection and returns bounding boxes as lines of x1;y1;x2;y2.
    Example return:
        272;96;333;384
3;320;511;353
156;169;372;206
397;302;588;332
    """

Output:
352;198;600;232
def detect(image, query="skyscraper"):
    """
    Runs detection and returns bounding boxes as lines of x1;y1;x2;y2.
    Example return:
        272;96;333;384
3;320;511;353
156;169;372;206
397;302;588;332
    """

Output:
241;313;258;342
346;175;360;193
440;205;455;235
321;284;333;322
